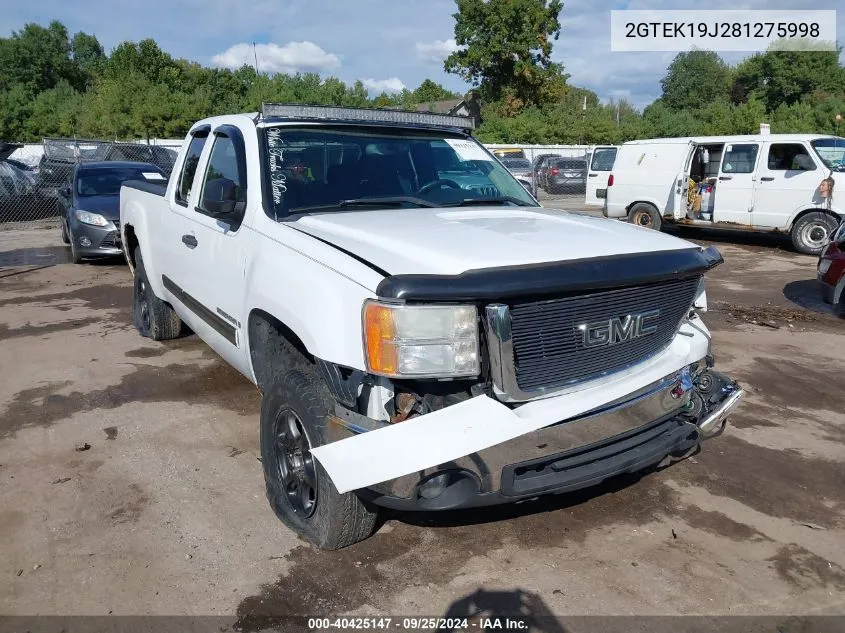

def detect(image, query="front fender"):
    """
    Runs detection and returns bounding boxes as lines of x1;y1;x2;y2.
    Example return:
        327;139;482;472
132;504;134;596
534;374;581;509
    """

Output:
243;232;381;374
786;204;844;230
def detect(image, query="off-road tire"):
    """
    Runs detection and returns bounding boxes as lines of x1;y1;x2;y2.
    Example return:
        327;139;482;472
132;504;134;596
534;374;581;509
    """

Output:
628;203;662;231
132;247;182;340
260;369;378;549
790;212;839;255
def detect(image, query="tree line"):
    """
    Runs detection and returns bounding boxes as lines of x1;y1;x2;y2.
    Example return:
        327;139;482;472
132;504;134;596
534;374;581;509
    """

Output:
1;10;844;147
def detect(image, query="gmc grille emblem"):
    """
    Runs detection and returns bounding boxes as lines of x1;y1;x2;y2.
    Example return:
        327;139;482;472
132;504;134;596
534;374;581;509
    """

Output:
576;309;660;348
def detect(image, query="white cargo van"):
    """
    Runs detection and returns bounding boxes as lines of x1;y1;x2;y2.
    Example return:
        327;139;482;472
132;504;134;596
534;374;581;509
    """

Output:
604;134;845;254
585;145;619;206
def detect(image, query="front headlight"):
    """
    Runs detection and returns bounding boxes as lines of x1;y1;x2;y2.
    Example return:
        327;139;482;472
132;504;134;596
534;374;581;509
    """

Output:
363;301;479;378
75;210;109;227
693;277;707;312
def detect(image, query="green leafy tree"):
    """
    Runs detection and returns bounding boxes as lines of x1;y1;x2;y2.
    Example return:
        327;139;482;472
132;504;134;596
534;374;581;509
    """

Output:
733;47;845;112
444;0;566;111
660;50;730;111
412;79;460;104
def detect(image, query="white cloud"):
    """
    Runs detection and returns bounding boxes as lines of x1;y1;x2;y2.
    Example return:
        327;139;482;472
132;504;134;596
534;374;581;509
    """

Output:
415;38;459;62
360;77;407;94
211;41;341;74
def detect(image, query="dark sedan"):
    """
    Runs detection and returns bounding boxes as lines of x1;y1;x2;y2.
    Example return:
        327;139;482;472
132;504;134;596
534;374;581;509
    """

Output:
545;157;588;194
61;161;167;263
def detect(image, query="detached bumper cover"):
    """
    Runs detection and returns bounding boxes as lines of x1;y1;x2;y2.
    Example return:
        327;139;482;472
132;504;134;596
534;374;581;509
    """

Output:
311;321;720;495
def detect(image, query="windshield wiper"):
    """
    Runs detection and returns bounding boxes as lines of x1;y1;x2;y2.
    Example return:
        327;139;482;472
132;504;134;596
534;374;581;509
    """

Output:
289;196;437;214
445;196;533;207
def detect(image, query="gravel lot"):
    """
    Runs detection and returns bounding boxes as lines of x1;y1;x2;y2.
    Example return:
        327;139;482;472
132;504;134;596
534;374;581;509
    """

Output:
1;214;843;629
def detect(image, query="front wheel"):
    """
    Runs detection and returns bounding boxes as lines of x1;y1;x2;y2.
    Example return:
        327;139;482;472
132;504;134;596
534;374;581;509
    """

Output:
790;212;839;255
60;220;70;244
628;203;662;231
260;370;378;549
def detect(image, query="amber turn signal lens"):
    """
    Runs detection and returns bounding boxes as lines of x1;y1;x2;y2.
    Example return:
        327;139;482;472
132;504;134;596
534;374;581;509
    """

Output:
364;302;398;375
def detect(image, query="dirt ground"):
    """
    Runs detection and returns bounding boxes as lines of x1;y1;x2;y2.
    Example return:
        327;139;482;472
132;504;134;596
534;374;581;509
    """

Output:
0;218;843;629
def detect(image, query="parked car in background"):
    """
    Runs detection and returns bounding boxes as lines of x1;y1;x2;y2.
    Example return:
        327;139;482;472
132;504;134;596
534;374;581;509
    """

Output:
0;143;56;222
532;153;561;190
818;219;845;316
500;157;537;197
545;157;588;194
490;147;526;160
61;161;166;263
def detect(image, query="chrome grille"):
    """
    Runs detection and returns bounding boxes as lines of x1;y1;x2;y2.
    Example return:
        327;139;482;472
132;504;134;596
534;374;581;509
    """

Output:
508;276;700;391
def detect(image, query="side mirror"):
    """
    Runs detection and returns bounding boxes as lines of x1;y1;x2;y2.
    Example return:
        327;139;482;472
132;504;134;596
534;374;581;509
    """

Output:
60;185;72;198
201;178;238;217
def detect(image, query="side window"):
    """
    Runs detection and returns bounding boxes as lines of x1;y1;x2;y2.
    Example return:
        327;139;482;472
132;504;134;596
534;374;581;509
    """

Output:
176;132;209;205
721;144;759;174
590;147;617;171
767;143;816;171
196;134;246;216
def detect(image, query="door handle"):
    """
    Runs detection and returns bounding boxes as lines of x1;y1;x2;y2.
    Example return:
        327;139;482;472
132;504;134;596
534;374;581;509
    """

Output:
719;176;733;181
181;234;198;249
588;173;598;178
760;176;775;181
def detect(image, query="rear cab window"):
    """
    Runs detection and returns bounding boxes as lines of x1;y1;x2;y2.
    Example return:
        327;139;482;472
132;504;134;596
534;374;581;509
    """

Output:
176;130;209;206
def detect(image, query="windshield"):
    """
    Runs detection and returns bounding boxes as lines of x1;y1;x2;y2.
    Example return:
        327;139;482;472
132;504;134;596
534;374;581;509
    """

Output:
76;168;165;196
263;126;538;215
811;138;845;172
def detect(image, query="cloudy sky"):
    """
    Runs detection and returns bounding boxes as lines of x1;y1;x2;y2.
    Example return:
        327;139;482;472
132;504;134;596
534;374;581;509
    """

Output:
2;0;843;110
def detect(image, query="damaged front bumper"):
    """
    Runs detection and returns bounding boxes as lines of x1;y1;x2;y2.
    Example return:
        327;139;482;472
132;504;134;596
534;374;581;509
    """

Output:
311;323;743;510
361;367;742;510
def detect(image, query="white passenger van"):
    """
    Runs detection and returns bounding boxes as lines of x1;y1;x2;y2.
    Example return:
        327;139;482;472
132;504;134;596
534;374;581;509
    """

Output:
604;134;845;254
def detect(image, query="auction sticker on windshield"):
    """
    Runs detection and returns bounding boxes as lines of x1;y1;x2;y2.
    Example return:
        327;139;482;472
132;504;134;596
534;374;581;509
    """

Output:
142;172;166;180
445;138;494;162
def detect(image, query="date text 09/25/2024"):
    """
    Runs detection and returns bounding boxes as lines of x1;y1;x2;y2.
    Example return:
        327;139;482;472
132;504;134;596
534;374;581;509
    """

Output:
308;617;529;630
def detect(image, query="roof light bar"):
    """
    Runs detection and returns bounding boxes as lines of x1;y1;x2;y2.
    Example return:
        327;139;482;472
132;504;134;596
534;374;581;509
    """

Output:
261;103;475;130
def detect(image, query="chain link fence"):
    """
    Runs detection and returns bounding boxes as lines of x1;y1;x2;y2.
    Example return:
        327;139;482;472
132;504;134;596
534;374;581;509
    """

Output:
486;144;593;193
1;138;180;228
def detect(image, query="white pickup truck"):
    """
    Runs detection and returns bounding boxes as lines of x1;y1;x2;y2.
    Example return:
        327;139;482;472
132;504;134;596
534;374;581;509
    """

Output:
120;105;744;549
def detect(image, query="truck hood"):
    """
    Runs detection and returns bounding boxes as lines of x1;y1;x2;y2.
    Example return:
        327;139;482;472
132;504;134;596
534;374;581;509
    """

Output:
291;207;698;277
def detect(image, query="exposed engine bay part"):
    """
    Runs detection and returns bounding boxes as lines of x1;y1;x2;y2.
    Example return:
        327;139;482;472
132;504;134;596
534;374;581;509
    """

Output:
311;325;718;494
684;369;744;438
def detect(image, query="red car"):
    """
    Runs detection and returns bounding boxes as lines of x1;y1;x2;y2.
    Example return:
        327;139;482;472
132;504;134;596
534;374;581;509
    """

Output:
818;220;845;316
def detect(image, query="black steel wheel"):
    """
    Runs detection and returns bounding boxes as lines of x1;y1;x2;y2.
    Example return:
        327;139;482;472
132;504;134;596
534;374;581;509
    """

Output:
274;409;318;518
260;369;378;549
132;247;182;340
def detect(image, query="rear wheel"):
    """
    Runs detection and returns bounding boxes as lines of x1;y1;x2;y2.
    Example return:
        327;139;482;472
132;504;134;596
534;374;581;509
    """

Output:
260;369;378;549
628;203;662;231
132;247;182;340
790;212;838;255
